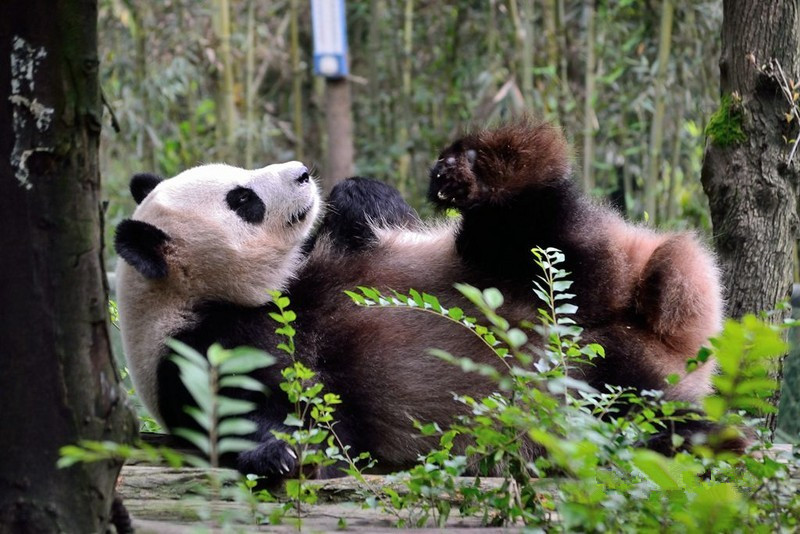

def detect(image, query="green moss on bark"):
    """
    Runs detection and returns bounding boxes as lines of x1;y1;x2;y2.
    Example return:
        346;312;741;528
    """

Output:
705;94;746;147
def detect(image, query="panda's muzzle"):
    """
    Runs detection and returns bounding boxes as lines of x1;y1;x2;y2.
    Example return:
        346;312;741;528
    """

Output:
287;203;312;227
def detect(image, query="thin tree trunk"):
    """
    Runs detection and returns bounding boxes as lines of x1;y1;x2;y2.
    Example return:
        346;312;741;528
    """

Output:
582;0;596;192
0;1;137;531
701;0;800;433
645;0;674;224
290;0;303;160
324;78;355;190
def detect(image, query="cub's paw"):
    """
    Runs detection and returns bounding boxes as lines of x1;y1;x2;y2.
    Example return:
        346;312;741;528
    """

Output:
236;439;297;478
428;121;572;209
428;147;481;209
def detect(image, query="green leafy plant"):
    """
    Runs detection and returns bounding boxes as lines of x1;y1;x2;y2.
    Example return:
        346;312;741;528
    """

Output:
266;290;377;528
166;340;274;468
346;247;800;530
68;251;800;531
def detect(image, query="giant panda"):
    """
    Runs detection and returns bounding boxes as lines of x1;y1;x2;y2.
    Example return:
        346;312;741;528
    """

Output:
115;119;725;479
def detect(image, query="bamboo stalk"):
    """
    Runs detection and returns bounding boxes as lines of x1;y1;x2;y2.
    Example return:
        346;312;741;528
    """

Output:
213;0;236;162
582;0;596;193
123;1;154;170
368;0;384;141
508;0;534;110
290;0;303;160
396;0;414;193
645;0;674;224
665;92;684;222
543;0;559;120
245;0;255;168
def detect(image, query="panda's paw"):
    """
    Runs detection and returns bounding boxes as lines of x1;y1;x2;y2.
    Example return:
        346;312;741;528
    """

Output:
236;440;297;478
428;148;481;209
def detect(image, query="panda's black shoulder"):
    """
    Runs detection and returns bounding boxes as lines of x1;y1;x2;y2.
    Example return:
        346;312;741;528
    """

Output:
306;177;421;253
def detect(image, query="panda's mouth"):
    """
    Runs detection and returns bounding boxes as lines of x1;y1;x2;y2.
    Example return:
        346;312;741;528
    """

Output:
287;204;312;227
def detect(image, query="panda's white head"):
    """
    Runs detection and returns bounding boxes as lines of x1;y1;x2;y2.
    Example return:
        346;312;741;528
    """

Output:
115;161;321;307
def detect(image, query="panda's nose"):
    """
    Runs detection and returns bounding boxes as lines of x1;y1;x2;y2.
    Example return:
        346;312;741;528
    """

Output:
296;170;310;184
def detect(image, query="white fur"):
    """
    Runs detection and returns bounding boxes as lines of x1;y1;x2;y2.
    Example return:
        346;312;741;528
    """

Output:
117;162;321;423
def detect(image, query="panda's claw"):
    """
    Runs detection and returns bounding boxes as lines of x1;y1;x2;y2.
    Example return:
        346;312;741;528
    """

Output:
237;439;298;478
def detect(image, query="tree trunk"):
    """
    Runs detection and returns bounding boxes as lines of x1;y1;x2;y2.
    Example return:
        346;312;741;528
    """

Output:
324;78;355;191
0;1;137;532
701;0;800;433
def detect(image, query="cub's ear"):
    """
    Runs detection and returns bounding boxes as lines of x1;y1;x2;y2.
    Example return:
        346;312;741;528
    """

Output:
130;173;163;204
115;219;171;279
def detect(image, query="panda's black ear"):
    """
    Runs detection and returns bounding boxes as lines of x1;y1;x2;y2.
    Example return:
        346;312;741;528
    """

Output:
130;173;163;204
115;219;171;279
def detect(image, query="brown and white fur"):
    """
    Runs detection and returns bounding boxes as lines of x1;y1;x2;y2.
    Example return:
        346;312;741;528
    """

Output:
115;120;726;480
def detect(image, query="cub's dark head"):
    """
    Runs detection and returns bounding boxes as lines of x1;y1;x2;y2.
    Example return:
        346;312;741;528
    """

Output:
114;162;321;305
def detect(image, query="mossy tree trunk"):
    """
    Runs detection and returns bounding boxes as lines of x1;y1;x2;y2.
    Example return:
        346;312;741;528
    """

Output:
0;1;137;532
701;1;800;432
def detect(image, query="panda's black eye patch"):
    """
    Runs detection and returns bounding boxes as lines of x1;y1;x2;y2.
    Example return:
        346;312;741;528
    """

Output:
226;186;265;224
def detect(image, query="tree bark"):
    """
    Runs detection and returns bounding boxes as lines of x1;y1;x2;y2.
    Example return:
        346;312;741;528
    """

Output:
0;1;137;532
701;1;800;432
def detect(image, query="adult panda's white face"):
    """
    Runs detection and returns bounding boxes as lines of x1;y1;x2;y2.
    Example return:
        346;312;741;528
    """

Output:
115;161;321;307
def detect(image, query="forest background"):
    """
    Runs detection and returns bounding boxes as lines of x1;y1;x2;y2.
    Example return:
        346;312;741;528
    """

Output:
97;0;799;439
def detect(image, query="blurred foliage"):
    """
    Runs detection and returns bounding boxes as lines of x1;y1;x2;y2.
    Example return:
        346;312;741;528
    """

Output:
98;0;723;249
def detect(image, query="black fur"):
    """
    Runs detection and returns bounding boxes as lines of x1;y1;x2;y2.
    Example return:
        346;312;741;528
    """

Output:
306;177;420;253
226;186;266;224
115;219;171;279
130;173;163;204
165;298;364;480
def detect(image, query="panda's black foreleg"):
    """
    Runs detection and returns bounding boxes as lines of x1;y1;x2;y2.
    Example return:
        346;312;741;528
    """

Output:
308;177;421;253
236;429;298;479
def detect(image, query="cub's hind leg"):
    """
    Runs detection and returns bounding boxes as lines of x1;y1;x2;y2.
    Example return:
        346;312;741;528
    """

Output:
634;234;723;356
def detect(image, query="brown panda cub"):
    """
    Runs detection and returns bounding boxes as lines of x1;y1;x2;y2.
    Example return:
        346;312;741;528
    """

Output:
115;120;723;481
